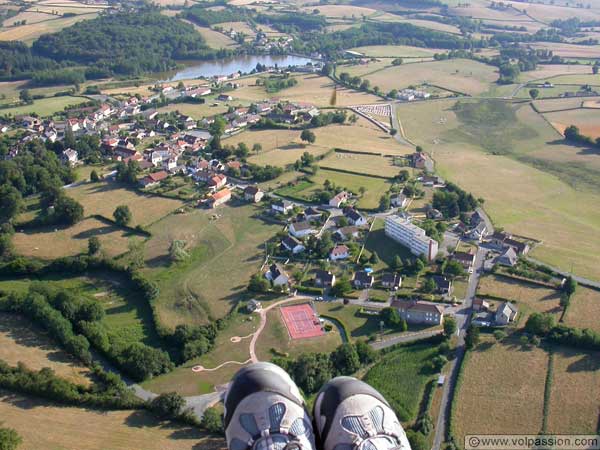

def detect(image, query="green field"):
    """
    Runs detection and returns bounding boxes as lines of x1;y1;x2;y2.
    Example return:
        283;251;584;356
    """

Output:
396;98;600;281
363;341;441;423
145;204;281;329
275;168;392;210
0;95;90;117
364;218;413;269
349;45;444;58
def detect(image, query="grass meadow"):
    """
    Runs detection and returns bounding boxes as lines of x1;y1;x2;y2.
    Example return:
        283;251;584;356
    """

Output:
145;204;281;329
363;341;441;424
0;13;97;44
453;336;549;443
563;287;600;334
0;95;90;117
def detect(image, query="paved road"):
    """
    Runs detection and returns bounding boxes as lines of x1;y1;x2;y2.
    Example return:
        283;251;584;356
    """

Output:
432;246;487;450
370;329;444;350
389;102;416;147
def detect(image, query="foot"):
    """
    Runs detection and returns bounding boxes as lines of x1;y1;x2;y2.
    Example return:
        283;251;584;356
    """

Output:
224;362;316;450
313;377;411;450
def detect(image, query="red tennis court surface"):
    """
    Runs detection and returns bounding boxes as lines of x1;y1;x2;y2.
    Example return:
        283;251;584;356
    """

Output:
280;303;324;340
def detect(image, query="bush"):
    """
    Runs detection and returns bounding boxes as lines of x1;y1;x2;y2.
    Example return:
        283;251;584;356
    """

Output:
201;406;224;435
0;426;22;450
406;430;428;450
150;392;186;419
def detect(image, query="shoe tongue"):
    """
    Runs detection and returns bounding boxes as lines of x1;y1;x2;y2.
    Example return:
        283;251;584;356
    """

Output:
356;435;403;450
251;434;309;450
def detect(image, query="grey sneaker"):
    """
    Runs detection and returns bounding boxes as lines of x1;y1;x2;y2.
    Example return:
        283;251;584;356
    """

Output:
313;377;411;450
224;362;316;450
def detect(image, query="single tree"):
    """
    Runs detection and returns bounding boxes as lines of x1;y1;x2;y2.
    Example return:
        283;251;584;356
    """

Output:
300;129;316;145
201;406;224;434
150;392;185;419
88;236;101;255
443;316;457;338
19;89;32;104
113;205;132;227
465;324;480;349
90;169;100;182
529;88;539;99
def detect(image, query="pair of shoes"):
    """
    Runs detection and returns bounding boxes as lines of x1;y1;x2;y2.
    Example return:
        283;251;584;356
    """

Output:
224;362;411;450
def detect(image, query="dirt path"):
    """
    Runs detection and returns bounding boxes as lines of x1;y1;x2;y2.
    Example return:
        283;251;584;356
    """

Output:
249;297;299;363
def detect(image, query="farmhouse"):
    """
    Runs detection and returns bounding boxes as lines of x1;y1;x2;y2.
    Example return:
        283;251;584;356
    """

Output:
495;302;518;325
381;273;402;290
244;185;264;203
272;200;294;214
353;271;374;289
281;236;305;254
330;244;350;261
315;270;336;288
139;170;168;188
329;191;350;207
392;298;444;325
265;263;290;287
289;221;317;238
206;188;232;208
384;215;439;261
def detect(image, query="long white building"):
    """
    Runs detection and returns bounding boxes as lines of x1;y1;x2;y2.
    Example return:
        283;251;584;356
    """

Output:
384;215;438;261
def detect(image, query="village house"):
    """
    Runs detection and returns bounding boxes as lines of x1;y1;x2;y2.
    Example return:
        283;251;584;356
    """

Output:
432;275;453;296
247;299;262;313
139;170;169;188
391;193;409;208
353;271;374;289
466;222;488;242
334;226;360;242
452;251;476;273
344;209;367;226
392;298;444;325
329;191;350;208
495;302;518;325
244;185;264;203
207;174;228;191
265;263;289;287
411;152;434;172
504;238;530;255
472;298;490;312
330;244;350;261
381;273;402;290
497;247;518;267
206;188;232;208
272;200;294;215
281;236;305;254
60;148;79;167
289;221;317;239
315;270;336;288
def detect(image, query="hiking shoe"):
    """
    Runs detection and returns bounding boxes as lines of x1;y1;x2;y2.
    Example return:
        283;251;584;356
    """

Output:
224;362;316;450
313;376;411;450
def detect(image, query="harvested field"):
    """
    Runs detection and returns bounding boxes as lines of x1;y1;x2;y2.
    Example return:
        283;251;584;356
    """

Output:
453;337;549;443
477;275;562;320
545;108;600;138
0;313;91;385
180;19;238;48
12;216;142;259
519;64;594;82
0;390;222;450
543;73;600;85
67;182;185;227
233;74;384;106
532;97;592;113
547;346;600;434
349;45;443;58
217;21;256;39
449;4;527;21
363;59;498;95
505;0;600;22
529;42;600;59
319;151;403;178
563;287;600;333
372;14;462;34
0;13;96;43
302;4;377;17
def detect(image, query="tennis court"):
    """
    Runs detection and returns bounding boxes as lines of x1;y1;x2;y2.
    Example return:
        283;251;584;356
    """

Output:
280;303;324;340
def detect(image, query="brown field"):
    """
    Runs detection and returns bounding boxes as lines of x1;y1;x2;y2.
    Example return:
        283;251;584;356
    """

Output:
302;4;377;17
341;59;395;78
232;118;408;168
505;0;600;22
364;59;498;95
12;216;142;259
217;21;256;38
349;44;443;58
233;73;385;107
529;42;600;59
532;96;594;113
454;336;549;443
0;313;91;385
477;275;562;320
2;11;55;26
67;181;185;227
547;347;600;434
520;64;594;82
396;98;600;281
563;287;600;333
0;390;223;450
449;4;527;21
0;13;96;43
372;13;462;34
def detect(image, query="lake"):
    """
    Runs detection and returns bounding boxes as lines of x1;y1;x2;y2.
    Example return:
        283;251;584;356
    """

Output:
168;54;317;81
